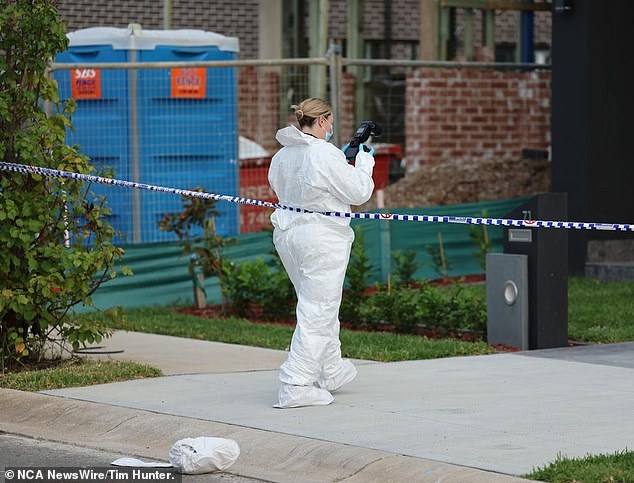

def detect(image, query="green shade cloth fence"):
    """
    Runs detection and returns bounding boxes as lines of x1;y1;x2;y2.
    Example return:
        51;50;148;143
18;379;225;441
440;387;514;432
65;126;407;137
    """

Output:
85;197;530;310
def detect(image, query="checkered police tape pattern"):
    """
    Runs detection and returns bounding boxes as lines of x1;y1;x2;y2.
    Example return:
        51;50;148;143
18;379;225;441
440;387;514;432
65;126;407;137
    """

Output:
1;161;632;232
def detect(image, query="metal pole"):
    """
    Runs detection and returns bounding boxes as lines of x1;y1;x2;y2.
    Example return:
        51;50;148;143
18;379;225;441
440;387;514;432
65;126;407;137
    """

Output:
342;58;548;69
51;58;330;71
309;0;329;98
128;49;141;244
328;41;342;146
377;190;391;284
348;0;365;124
163;0;172;29
51;58;546;72
384;0;392;59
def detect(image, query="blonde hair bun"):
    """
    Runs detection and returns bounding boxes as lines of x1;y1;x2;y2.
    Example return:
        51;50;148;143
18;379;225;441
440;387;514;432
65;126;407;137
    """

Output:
291;98;331;127
291;104;304;121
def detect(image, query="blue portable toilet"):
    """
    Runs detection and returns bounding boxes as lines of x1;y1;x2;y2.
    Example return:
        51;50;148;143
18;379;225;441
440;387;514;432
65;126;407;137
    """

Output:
55;25;240;243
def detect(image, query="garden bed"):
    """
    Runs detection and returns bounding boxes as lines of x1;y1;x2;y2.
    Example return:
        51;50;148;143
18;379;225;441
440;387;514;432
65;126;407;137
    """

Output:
177;303;485;341
177;273;490;343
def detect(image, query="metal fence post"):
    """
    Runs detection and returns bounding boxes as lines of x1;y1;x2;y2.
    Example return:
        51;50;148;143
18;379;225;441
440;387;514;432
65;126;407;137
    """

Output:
308;0;329;99
347;0;365;124
128;49;141;244
328;41;343;146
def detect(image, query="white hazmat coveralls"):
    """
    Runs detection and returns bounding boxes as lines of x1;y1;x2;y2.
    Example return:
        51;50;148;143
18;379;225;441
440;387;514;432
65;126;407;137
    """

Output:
268;125;375;408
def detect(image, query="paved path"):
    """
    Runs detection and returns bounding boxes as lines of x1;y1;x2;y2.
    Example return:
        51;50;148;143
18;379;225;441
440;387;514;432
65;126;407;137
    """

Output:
2;331;633;482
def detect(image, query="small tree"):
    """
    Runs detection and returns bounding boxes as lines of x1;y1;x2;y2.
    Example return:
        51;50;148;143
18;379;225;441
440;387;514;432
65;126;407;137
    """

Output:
158;190;235;308
0;0;126;371
426;231;452;280
467;210;492;272
391;249;423;288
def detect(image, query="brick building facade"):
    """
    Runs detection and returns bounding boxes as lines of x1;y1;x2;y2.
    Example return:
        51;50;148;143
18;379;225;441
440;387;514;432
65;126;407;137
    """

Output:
406;68;550;168
55;1;553;207
57;1;551;61
58;0;261;58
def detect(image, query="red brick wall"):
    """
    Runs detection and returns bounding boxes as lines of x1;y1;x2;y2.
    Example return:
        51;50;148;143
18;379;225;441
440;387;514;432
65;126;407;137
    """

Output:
339;72;357;142
58;0;260;59
238;67;280;153
405;68;550;169
238;69;356;155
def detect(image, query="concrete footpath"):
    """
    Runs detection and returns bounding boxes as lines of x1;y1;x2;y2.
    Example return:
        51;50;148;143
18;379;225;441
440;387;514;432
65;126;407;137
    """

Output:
1;331;633;483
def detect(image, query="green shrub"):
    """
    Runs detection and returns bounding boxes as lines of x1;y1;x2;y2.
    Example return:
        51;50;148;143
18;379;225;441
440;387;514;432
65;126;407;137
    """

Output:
337;226;486;335
441;285;487;333
391;249;423;288
217;228;486;337
360;288;426;333
354;284;486;336
220;258;295;321
340;226;374;326
0;0;126;371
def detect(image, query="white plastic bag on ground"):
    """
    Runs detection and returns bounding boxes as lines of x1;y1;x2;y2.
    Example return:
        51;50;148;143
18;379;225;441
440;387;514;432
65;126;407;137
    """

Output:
168;437;240;474
111;457;172;468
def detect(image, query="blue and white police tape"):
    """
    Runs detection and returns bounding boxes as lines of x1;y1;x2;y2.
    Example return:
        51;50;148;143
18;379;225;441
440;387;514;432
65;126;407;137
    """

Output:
1;161;632;232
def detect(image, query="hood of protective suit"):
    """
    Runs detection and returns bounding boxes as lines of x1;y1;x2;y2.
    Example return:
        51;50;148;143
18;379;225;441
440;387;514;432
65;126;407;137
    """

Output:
275;125;320;147
268;125;375;231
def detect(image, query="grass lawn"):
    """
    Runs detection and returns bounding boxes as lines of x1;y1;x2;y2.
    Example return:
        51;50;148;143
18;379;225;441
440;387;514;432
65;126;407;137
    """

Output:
441;276;634;343
0;359;161;392
96;307;495;362
72;276;634;363
567;277;634;342
522;450;634;483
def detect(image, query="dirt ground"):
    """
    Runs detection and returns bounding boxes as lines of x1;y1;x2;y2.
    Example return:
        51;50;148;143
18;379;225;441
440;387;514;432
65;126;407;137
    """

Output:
361;155;551;210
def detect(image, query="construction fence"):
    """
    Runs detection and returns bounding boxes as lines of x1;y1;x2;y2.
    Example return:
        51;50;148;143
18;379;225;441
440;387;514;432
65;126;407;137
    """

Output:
51;51;551;244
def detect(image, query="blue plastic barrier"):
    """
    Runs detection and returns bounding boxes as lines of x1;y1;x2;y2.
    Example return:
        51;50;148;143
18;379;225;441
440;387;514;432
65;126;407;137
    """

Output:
55;44;132;241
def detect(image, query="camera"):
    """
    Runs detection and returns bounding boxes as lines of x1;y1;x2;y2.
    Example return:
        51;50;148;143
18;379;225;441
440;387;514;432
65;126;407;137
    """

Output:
344;121;382;160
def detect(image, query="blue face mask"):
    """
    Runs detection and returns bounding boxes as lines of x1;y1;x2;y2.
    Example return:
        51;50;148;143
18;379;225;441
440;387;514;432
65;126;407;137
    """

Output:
324;120;334;142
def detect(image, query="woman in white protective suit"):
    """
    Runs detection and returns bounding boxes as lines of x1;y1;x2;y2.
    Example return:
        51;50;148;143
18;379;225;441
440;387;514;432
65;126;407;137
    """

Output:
268;98;375;408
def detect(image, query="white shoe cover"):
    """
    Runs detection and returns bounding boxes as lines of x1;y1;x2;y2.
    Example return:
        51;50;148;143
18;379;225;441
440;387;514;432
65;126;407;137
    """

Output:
317;359;357;393
274;384;334;409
